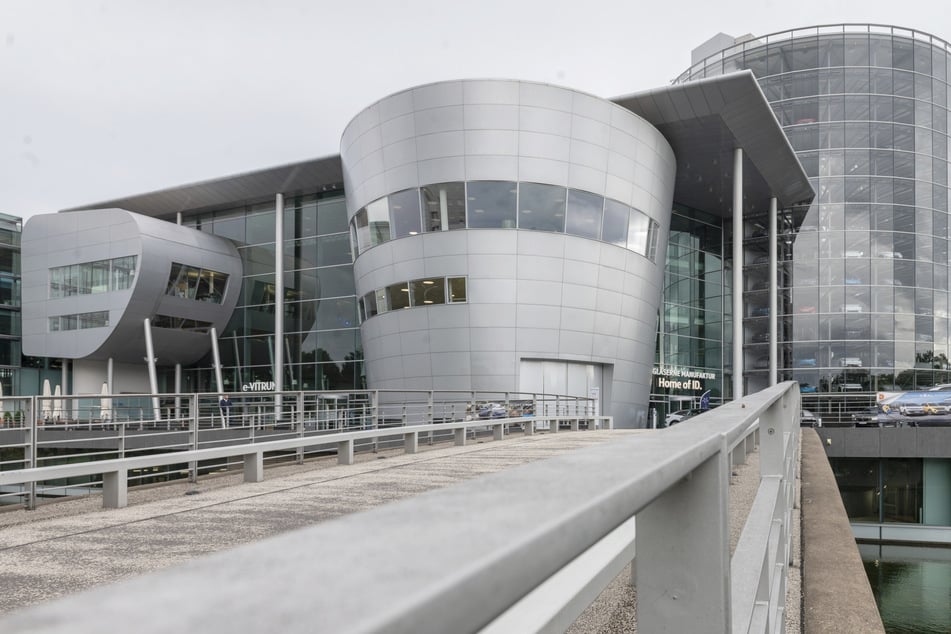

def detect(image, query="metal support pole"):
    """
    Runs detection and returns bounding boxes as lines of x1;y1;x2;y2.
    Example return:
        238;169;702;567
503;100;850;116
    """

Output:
210;327;225;430
107;357;114;394
143;319;160;421
768;196;778;386
733;147;744;400
174;363;182;425
274;192;284;423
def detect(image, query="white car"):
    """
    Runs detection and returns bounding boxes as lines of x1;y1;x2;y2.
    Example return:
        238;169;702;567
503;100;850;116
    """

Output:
665;409;704;426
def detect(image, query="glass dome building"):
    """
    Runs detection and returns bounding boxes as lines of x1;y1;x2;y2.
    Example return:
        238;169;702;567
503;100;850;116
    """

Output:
678;25;951;414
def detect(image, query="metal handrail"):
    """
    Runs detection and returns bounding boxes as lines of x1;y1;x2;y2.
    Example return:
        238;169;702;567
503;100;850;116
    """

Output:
0;382;799;633
0;389;599;507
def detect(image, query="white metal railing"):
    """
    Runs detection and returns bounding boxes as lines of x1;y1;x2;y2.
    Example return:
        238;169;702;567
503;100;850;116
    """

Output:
0;383;799;634
0;389;604;509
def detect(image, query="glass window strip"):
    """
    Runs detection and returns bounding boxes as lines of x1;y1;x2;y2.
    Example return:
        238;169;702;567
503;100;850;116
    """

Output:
49;256;138;298
348;181;656;257
361;276;466;321
48;310;109;332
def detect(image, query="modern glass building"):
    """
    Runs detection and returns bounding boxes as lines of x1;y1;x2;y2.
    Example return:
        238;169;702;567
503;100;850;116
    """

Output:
677;25;951;419
15;76;811;428
0;213;21;398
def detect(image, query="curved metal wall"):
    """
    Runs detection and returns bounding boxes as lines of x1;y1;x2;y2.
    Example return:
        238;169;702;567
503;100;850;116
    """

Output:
21;209;242;365
341;80;676;427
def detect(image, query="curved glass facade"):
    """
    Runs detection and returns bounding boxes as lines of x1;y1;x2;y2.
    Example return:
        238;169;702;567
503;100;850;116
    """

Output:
680;25;951;411
348;181;661;261
179;193;363;392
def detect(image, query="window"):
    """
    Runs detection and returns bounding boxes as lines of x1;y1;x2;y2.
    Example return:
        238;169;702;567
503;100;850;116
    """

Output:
518;182;566;232
166;263;229;303
151;315;214;333
389;188;422;238
466;181;517;228
421;182;466;231
411;278;446;306
49;256;137;298
565;189;603;239
360;277;467;321
48;311;109;332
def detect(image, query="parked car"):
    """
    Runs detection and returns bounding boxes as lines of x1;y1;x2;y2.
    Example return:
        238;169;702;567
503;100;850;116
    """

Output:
899;403;929;416
837;382;863;392
750;306;770;317
477;403;508;419
841;304;864;313
665;408;705;426
799;383;818;393
751;332;770;343
796;357;817;367
877;251;903;259
838;357;863;367
800;409;821;427
851;406;880;425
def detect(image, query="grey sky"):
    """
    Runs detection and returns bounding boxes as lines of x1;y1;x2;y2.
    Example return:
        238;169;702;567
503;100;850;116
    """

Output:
3;0;949;219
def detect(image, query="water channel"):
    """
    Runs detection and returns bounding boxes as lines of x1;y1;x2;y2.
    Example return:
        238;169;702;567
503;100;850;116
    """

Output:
860;544;951;633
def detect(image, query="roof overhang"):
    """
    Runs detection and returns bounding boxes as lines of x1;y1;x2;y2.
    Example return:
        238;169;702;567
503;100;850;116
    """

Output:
65;155;344;219
612;70;814;216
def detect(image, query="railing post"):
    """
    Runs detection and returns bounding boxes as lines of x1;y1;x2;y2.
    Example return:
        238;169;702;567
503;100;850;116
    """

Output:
427;391;434;425
404;431;419;454
117;415;126;460
296;392;305;465
635;434;731;632
243;451;263;483
337;438;354;465
492;423;503;441
454;427;466;446
26;396;37;510
189;394;199;483
102;468;128;509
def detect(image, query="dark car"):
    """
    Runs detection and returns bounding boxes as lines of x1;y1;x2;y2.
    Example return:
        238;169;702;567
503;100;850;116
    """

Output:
800;409;821;427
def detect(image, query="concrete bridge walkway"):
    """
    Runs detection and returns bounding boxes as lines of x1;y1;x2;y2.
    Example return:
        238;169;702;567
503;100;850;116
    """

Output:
0;428;797;631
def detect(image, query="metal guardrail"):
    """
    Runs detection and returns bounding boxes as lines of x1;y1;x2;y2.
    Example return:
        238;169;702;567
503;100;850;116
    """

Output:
0;389;602;509
0;382;799;634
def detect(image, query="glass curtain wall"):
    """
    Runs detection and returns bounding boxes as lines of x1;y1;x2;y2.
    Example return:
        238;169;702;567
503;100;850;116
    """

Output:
176;193;362;393
652;205;727;425
679;25;951;421
0;213;21;397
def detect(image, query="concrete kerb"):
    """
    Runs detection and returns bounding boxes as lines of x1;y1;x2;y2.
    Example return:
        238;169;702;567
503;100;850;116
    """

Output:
800;429;884;633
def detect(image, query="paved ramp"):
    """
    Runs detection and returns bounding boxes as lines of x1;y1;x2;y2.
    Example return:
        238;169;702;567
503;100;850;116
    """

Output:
0;430;644;616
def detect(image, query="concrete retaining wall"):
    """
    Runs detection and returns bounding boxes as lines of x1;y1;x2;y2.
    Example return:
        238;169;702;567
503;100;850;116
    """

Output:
800;429;884;633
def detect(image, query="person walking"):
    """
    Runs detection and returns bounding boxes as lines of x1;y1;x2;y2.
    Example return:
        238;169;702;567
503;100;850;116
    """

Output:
219;394;233;428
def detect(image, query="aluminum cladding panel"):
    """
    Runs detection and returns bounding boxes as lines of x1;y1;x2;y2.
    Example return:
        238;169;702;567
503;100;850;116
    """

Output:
21;209;242;365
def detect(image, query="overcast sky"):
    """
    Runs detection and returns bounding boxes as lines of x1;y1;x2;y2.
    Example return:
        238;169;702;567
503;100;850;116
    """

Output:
3;0;950;219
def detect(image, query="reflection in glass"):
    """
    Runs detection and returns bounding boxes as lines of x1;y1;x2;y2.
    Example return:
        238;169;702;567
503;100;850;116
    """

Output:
386;282;410;311
627;210;650;255
601;199;630;247
466;181;517;228
411;278;446;306
566;189;603;239
366;198;391;247
519;182;566;232
389;188;422;238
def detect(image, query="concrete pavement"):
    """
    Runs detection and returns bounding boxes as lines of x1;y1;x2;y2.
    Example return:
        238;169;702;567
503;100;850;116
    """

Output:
0;429;644;617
